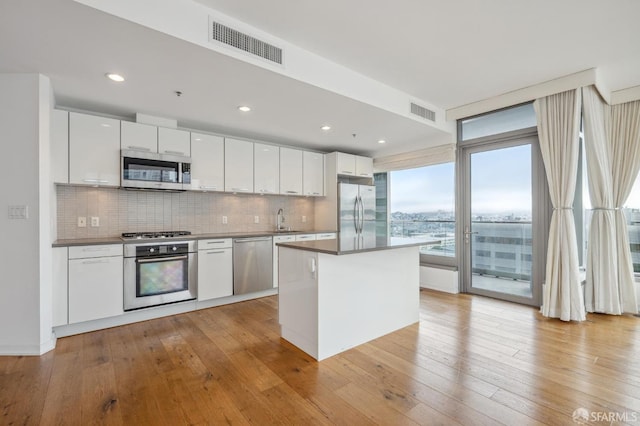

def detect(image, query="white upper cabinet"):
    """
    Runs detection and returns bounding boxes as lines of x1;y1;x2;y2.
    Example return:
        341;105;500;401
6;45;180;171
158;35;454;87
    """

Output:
331;151;373;178
190;132;224;192
224;138;254;193
120;121;157;152
336;152;356;176
303;151;324;196
280;147;303;195
69;112;121;187
355;155;373;178
51;109;69;184
254;143;279;195
121;122;190;156
158;127;190;156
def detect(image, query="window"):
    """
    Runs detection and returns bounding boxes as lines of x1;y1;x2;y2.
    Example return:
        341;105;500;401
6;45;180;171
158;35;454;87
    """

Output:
460;103;537;141
374;173;388;238
387;162;456;262
626;174;640;272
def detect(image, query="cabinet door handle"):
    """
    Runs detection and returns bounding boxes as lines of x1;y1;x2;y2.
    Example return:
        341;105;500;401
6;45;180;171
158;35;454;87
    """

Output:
199;185;217;190
205;250;226;254
341;171;354;175
126;146;151;152
81;259;110;265
82;178;110;184
205;240;226;244
163;150;185;156
81;247;112;252
285;190;299;194
231;188;250;192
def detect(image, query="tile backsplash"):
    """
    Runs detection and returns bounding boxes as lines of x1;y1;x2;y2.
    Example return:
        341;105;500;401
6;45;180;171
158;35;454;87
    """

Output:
56;186;317;240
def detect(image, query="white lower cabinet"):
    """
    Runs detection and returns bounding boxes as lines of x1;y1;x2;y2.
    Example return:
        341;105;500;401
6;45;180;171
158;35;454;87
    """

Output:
198;239;233;300
273;235;296;288
52;247;68;327
68;244;123;324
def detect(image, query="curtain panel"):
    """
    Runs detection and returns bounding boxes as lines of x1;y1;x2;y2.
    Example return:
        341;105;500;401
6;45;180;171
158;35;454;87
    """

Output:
582;86;640;314
534;89;585;321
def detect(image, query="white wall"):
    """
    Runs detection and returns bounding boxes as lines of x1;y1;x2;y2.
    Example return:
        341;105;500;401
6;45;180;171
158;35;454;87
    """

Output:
419;266;459;294
0;73;55;355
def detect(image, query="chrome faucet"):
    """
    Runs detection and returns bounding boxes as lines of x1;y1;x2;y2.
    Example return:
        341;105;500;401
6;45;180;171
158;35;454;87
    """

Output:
276;208;286;231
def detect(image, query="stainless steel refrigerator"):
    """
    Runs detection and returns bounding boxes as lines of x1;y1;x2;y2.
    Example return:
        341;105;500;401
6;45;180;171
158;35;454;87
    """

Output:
338;182;376;249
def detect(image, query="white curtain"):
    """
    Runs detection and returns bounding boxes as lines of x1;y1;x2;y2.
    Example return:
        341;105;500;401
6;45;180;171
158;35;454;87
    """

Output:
534;89;585;321
582;86;640;314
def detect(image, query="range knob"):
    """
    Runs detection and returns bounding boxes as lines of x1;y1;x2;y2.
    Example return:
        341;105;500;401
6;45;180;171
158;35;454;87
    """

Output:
172;246;178;251
149;248;155;253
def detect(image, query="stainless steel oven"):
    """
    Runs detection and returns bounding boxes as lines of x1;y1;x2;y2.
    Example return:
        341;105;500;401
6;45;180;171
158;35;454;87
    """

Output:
123;239;197;311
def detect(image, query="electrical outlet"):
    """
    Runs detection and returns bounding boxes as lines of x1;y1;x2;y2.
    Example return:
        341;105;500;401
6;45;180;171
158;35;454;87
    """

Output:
254;215;260;224
302;215;307;223
222;215;228;224
77;217;86;227
90;216;100;227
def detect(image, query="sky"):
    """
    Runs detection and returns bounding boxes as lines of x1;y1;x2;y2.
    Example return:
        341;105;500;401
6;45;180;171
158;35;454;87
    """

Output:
389;144;532;215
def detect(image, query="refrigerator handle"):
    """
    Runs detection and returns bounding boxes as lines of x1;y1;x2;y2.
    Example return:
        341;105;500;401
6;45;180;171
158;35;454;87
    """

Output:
361;195;365;233
353;195;360;234
358;195;364;234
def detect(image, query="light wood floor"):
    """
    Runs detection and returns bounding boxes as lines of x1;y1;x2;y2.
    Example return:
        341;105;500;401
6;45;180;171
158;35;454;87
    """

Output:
1;290;639;425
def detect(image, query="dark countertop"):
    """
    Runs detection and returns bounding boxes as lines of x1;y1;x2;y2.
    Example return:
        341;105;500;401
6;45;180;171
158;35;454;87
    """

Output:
52;230;337;247
276;236;441;255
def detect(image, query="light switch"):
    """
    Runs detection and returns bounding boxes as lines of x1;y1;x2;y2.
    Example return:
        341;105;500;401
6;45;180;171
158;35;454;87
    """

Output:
254;215;260;224
91;216;100;227
77;217;87;227
302;215;307;223
222;215;228;224
8;205;28;219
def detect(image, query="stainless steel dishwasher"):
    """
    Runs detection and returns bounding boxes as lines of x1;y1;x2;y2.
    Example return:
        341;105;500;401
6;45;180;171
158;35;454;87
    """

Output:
233;237;273;294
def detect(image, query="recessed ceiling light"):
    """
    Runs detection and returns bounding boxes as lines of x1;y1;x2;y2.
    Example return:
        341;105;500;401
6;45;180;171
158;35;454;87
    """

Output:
378;139;386;144
105;73;125;82
321;125;331;131
238;106;251;112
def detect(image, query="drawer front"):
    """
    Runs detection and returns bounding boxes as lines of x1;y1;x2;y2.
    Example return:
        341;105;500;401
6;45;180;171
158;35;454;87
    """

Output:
198;238;233;249
68;244;123;259
273;235;296;243
315;233;337;240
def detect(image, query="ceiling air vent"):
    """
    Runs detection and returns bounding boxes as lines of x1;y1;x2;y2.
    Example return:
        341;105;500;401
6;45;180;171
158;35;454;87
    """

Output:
209;19;283;65
410;102;436;122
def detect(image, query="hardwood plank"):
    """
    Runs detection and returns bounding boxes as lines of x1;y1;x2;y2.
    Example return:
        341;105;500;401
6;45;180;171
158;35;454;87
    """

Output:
81;362;123;425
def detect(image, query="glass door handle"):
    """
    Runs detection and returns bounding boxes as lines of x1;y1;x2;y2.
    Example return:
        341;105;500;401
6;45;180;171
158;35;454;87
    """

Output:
464;228;478;244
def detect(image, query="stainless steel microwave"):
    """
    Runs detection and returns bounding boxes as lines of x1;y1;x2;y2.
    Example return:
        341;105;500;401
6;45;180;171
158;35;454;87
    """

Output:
121;149;191;191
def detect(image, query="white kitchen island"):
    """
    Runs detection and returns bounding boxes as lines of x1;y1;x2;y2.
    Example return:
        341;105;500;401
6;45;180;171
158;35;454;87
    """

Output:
277;236;438;361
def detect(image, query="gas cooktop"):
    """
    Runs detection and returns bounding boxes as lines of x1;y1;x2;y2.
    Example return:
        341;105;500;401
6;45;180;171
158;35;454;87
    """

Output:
121;231;192;240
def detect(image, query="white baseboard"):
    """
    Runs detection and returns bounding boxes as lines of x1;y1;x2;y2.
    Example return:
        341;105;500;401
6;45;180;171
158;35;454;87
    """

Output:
420;266;459;294
54;289;278;338
0;335;56;356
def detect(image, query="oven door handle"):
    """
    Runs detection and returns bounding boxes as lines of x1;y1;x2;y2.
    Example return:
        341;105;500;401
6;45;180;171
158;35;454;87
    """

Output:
135;255;188;263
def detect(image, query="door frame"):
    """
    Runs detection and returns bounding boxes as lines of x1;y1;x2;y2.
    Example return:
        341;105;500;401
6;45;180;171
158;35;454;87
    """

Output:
456;127;550;307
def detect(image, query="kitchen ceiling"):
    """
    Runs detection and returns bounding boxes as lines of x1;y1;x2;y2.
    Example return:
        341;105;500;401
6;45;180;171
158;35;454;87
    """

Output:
2;0;639;158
